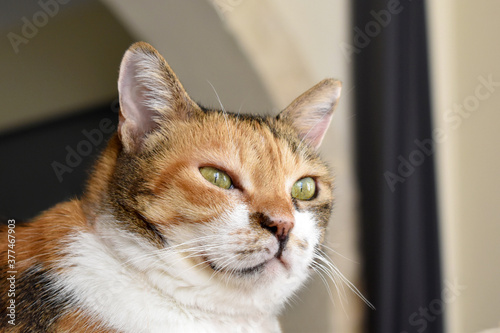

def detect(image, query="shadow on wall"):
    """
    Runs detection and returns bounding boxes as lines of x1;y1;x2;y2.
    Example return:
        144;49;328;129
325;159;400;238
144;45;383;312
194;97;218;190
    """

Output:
0;103;119;221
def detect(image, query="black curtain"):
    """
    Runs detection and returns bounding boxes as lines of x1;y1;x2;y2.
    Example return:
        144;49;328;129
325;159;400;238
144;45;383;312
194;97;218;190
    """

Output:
353;1;443;333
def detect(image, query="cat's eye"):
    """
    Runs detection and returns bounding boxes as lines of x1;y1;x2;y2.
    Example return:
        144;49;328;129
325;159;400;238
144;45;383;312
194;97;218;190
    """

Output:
200;167;233;189
291;177;316;200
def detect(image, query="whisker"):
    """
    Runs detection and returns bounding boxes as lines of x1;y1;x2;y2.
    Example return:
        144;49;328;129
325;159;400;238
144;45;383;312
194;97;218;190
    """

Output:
310;261;337;306
316;251;353;301
207;80;234;148
118;234;223;267
312;256;347;307
314;249;375;310
236;95;248;119
319;243;359;264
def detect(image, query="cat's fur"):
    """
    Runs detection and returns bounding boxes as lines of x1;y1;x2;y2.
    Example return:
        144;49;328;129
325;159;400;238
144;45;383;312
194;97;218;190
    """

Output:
0;42;341;332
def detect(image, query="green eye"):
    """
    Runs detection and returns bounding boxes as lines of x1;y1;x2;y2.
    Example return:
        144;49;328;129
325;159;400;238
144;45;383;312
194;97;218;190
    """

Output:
200;167;233;189
291;177;316;200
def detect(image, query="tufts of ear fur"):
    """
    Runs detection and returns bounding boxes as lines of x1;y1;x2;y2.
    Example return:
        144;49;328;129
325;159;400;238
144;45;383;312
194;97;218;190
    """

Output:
278;79;342;149
117;42;199;153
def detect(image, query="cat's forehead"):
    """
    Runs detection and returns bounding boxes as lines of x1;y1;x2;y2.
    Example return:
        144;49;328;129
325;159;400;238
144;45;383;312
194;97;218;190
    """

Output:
157;110;321;170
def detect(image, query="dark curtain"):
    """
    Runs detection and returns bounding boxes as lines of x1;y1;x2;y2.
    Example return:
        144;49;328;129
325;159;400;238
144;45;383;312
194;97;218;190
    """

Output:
352;1;443;333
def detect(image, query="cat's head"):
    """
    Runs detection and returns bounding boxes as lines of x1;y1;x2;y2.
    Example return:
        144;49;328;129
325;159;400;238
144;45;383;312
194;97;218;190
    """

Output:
91;42;341;312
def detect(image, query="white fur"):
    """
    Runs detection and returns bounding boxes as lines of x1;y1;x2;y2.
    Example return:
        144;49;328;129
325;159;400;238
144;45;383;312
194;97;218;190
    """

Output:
54;205;321;332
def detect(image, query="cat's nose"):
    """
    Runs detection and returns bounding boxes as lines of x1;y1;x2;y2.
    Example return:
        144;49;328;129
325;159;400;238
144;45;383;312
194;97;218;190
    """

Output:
260;215;295;256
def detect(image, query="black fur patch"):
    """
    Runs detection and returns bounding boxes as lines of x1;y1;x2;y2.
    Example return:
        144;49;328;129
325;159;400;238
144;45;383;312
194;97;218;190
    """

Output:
0;264;74;332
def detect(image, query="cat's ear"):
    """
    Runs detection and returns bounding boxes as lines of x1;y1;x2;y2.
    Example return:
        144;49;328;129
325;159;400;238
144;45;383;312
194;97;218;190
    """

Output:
277;79;341;149
117;42;199;153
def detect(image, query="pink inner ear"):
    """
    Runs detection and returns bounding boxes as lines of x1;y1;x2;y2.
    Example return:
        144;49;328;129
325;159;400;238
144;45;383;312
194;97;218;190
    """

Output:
120;80;158;136
302;111;333;149
117;51;163;152
278;79;341;150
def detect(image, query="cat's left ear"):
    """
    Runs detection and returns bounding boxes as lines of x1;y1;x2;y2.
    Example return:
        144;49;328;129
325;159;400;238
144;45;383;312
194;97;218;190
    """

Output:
277;79;341;149
117;42;199;153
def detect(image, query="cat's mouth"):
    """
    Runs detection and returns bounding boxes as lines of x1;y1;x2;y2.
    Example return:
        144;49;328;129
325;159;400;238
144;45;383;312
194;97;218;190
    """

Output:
203;254;289;276
207;259;268;275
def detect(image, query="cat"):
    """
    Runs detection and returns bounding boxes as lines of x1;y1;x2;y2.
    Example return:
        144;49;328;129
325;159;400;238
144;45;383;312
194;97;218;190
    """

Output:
1;42;342;333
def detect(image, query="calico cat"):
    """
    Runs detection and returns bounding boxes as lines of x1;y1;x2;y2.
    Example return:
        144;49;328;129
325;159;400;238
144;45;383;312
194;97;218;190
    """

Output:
1;42;343;332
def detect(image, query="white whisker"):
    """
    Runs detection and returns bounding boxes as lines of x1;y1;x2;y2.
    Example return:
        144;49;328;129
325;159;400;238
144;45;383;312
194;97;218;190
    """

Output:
313;248;375;310
207;80;234;148
320;243;359;264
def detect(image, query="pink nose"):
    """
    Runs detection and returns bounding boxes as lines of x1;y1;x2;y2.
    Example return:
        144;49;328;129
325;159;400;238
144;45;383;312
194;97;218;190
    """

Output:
260;215;295;258
264;218;294;241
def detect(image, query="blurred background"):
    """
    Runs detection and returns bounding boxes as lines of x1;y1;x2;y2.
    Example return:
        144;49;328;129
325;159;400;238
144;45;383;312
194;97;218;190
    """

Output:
0;1;499;332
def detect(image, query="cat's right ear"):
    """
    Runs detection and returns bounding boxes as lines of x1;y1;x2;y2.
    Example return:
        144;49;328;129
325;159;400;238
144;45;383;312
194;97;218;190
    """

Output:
277;79;341;150
117;42;199;153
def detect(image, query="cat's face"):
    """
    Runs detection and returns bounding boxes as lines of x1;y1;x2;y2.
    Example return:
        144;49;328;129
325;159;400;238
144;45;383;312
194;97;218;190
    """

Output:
101;42;341;308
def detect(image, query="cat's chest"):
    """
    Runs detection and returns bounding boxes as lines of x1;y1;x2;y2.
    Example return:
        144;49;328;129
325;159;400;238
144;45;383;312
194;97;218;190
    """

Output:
55;230;281;333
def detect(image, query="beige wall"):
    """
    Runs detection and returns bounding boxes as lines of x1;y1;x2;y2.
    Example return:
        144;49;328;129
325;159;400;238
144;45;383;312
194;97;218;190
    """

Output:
0;1;133;132
428;1;500;332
